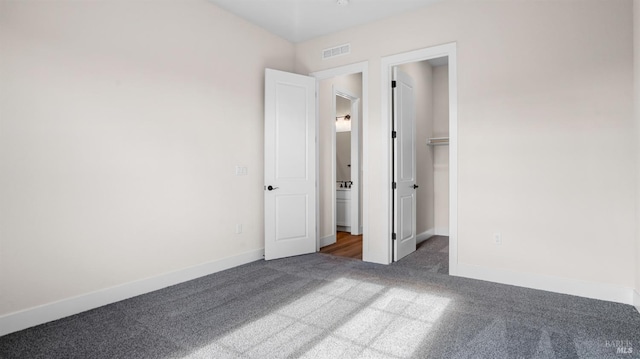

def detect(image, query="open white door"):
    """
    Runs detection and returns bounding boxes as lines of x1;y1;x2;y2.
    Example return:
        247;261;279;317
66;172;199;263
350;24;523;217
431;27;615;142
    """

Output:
393;67;417;261
264;69;316;260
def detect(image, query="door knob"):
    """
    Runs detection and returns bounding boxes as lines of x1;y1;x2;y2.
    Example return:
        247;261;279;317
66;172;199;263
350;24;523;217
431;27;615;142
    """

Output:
267;185;279;191
412;184;419;189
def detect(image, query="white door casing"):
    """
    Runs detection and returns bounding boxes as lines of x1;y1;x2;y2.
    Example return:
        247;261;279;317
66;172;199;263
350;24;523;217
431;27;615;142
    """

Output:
348;97;361;236
393;67;417;261
264;69;316;260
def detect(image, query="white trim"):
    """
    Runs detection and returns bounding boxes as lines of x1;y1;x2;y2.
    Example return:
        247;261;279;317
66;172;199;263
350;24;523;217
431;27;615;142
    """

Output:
349;97;361;236
310;61;370;261
331;86;338;245
634;289;640;313
313;74;321;253
457;262;635;305
381;43;458;267
0;248;264;337
319;234;337;248
448;46;458;276
416;229;435;244
434;227;449;236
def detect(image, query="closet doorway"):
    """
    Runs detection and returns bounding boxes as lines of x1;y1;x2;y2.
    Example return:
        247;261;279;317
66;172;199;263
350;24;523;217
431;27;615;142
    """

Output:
381;43;458;271
392;57;450;262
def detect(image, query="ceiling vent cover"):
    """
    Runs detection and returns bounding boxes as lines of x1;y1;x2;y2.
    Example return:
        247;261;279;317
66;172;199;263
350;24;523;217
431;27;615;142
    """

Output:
322;43;351;60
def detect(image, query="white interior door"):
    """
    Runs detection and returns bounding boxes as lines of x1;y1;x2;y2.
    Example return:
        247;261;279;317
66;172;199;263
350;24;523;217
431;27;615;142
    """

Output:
264;69;316;260
393;67;417;261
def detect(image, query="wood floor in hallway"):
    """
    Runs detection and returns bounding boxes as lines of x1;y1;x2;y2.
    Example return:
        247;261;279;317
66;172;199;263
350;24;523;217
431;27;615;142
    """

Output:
319;231;362;260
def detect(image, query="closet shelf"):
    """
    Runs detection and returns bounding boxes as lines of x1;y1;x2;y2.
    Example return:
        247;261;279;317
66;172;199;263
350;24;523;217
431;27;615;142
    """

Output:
427;137;449;146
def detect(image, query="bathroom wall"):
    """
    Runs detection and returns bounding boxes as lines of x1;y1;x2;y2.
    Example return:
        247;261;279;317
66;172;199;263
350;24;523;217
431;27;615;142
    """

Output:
336;95;352;182
318;73;362;243
336;133;351;182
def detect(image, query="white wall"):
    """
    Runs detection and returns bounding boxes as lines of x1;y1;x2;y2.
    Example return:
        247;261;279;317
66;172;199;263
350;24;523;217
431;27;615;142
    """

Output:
0;0;294;319
399;61;435;238
433;65;449;236
296;0;635;290
318;73;362;242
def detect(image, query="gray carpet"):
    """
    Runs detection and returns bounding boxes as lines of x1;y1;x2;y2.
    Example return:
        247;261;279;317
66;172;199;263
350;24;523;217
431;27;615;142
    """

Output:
1;236;639;358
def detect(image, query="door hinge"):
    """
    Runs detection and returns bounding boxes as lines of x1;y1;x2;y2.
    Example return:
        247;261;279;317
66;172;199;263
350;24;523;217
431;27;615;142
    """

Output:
391;80;397;88
392;233;397;240
392;131;396;139
392;182;397;190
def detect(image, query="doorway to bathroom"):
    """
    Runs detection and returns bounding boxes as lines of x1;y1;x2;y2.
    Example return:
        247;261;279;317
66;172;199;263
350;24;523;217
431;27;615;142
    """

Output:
334;90;360;235
311;64;366;261
321;88;362;259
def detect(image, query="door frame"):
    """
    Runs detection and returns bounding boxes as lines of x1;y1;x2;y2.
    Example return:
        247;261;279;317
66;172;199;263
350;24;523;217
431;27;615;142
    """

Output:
333;87;361;235
310;61;369;257
381;43;458;273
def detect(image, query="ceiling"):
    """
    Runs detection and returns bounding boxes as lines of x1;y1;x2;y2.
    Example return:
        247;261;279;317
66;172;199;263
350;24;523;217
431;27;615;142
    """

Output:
208;0;443;43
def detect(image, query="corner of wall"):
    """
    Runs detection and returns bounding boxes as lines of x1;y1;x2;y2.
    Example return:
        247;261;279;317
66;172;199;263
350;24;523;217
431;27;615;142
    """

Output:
292;44;308;75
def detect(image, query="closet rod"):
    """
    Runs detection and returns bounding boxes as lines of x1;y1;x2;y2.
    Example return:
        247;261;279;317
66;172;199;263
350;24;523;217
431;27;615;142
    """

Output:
427;137;449;146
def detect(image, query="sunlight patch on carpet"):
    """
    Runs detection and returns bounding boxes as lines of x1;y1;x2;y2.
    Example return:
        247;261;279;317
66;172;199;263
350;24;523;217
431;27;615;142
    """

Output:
201;277;450;358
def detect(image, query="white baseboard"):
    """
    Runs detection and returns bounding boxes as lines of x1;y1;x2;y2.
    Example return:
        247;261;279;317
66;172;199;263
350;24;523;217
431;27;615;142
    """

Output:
0;248;265;337
434;227;449;236
416;229;435;244
456;262;634;305
320;234;336;248
634;289;640;313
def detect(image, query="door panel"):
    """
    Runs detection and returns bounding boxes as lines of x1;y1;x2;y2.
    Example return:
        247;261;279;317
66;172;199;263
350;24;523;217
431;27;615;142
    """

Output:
400;194;414;240
393;67;417;261
275;83;309;180
275;195;309;240
265;69;316;260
